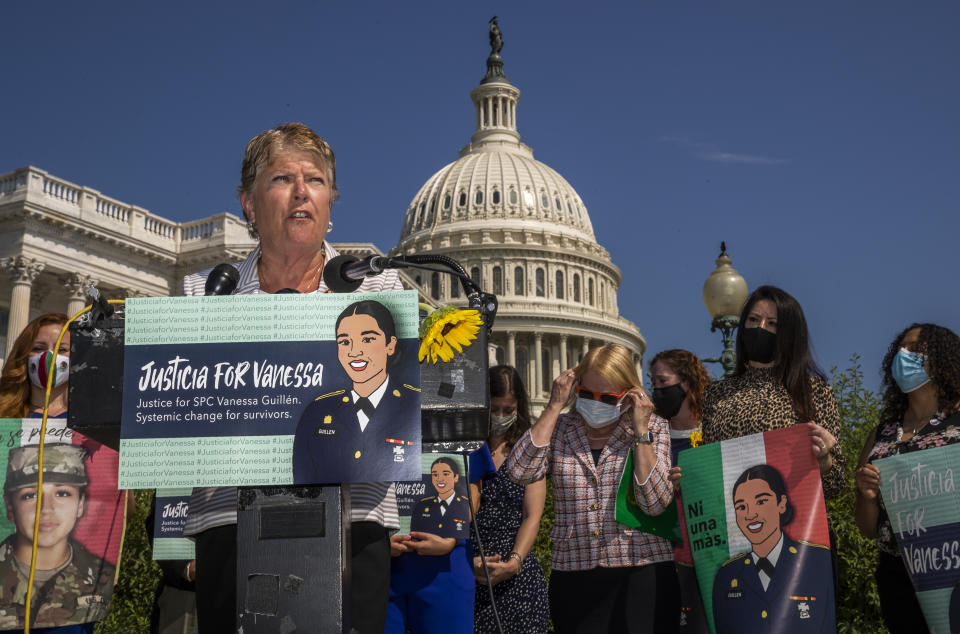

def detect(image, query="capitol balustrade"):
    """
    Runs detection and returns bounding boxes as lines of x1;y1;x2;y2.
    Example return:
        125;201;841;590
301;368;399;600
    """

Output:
0;166;249;257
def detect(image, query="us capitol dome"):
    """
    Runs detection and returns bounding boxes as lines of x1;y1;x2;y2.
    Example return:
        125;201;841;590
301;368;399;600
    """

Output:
393;20;646;407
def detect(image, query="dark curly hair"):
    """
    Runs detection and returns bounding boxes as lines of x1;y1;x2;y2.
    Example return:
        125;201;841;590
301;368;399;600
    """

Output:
880;323;960;423
649;349;711;421
488;365;532;450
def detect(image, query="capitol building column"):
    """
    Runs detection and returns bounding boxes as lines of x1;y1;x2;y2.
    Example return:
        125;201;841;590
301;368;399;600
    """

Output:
559;334;569;372
2;256;45;356
65;273;98;317
533;332;543;398
506;332;516;368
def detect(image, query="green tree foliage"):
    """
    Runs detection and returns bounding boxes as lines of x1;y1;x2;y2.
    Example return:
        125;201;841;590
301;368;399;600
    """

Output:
827;356;888;633
534;479;554;584
95;489;160;633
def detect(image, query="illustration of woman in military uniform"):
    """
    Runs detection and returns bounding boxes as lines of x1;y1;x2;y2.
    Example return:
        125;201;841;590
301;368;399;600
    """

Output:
712;464;835;633
0;444;115;629
410;456;470;538
294;299;420;484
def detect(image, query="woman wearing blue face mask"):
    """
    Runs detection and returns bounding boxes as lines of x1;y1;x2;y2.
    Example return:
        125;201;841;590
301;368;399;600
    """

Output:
855;323;960;634
504;344;679;634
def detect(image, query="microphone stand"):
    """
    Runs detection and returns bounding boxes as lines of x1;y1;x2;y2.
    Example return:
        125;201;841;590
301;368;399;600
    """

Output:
375;254;499;331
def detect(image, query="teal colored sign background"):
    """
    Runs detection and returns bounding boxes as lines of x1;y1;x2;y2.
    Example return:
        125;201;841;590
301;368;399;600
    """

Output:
120;291;421;489
877;443;960;634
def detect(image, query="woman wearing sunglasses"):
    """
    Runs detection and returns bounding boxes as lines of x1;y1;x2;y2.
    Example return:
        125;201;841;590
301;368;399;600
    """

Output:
504;344;679;634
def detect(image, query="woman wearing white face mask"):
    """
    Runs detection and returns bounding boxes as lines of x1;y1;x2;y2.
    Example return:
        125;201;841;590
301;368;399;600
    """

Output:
855;323;960;634
0;314;70;419
504;344;679;634
473;366;548;634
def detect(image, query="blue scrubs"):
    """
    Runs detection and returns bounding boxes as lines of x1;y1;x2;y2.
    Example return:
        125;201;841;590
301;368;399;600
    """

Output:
385;448;496;634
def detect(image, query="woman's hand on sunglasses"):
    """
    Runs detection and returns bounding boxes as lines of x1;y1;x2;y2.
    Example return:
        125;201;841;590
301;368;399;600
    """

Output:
622;388;655;435
547;368;578;412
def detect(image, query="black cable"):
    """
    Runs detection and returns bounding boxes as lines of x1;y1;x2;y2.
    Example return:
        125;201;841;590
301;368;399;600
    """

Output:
465;454;506;634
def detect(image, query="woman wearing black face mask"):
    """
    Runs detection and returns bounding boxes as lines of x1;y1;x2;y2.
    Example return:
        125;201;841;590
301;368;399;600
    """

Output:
650;349;712;634
650;350;710;466
697;286;845;499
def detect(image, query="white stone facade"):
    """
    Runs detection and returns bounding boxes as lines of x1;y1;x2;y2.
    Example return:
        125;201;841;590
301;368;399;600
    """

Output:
0;166;257;358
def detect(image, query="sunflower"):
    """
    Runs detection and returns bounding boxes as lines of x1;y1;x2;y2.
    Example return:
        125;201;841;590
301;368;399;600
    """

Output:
418;306;484;364
689;428;704;448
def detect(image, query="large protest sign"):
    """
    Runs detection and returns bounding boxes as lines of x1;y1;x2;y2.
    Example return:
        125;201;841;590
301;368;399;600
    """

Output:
677;425;834;634
0;418;123;629
876;442;960;634
395;453;471;538
120;291;421;488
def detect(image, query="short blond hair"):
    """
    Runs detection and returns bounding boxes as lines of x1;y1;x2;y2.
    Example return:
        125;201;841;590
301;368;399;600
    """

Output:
574;344;641;391
238;122;338;202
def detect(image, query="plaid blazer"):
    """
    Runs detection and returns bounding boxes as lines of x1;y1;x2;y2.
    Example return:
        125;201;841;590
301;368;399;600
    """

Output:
504;412;674;571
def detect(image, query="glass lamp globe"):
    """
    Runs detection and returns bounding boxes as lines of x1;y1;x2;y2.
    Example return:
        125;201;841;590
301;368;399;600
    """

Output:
702;247;748;319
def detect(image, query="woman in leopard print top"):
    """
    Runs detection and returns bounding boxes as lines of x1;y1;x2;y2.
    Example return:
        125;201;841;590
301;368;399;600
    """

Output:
700;286;845;498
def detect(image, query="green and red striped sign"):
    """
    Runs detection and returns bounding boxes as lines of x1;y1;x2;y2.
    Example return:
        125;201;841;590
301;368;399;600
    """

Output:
677;424;834;633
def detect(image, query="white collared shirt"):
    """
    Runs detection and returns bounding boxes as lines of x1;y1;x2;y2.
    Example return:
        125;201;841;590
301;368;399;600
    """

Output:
351;376;390;432
752;534;784;591
438;490;455;515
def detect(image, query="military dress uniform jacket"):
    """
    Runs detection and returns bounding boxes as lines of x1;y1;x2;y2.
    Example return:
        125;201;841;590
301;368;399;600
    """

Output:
712;536;835;633
293;379;420;484
0;536;115;629
410;494;470;537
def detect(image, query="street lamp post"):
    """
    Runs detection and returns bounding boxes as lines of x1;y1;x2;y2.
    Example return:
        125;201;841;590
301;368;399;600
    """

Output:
702;243;749;377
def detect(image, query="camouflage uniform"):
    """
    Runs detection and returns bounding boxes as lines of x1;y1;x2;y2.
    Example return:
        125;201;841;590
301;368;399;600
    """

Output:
0;444;115;628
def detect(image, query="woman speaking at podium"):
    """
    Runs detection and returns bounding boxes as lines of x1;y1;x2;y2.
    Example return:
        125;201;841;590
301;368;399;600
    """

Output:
182;123;403;633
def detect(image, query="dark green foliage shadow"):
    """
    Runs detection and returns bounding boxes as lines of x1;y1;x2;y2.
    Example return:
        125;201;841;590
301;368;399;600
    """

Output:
95;489;160;633
827;356;888;634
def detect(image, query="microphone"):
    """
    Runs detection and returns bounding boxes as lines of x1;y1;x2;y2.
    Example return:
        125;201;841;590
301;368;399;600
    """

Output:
205;263;240;296
323;254;389;293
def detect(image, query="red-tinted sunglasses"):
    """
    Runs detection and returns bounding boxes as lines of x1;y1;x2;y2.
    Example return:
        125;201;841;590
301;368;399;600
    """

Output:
575;387;628;406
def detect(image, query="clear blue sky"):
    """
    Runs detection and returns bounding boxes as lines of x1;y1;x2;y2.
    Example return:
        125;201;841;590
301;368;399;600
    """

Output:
3;2;958;392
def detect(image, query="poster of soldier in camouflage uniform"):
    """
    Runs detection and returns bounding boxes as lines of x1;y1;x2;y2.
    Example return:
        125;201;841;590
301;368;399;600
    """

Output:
0;419;123;629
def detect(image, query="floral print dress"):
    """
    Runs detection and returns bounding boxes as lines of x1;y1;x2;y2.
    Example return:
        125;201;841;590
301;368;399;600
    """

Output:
865;412;960;555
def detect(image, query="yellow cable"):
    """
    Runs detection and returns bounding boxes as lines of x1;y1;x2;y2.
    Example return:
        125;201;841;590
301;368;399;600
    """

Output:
24;299;125;633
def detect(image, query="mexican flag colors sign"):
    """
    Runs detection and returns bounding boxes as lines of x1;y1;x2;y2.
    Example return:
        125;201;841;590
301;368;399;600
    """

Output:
677;425;835;634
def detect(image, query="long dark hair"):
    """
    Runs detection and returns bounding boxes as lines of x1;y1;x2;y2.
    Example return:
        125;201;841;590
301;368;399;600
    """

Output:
734;286;824;421
489;365;532;449
733;464;795;527
335;300;399;367
880;323;960;423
